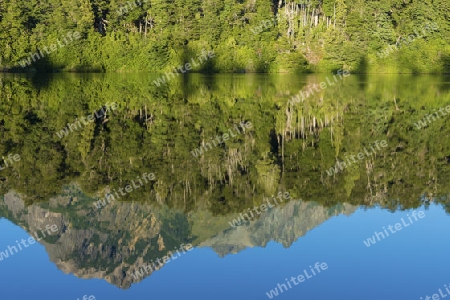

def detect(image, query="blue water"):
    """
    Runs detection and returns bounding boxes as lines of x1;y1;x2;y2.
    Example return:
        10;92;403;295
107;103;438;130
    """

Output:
1;204;449;300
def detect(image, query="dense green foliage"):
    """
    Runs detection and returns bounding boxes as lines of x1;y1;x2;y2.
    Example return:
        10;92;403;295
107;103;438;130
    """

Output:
1;73;450;214
0;0;449;73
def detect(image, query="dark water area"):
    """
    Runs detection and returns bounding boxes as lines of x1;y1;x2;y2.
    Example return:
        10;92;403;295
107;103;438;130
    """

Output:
1;73;450;300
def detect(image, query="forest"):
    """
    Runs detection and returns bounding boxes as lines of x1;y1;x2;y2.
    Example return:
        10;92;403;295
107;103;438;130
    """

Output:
1;0;449;73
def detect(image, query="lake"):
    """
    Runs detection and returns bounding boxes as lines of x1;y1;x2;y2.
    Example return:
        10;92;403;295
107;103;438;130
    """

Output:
1;73;450;300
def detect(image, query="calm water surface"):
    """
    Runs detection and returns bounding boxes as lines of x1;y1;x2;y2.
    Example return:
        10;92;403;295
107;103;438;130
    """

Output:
0;73;449;300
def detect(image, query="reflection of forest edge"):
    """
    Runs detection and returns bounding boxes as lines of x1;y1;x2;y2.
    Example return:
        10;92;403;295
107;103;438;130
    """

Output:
0;73;450;215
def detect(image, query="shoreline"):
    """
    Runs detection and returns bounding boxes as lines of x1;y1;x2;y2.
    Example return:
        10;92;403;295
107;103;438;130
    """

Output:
1;69;449;75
